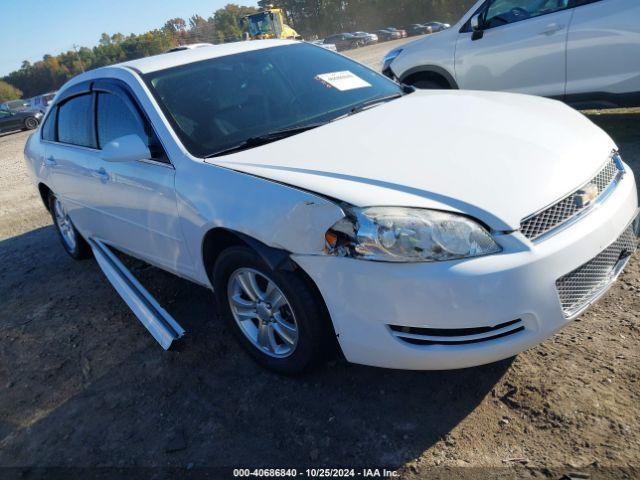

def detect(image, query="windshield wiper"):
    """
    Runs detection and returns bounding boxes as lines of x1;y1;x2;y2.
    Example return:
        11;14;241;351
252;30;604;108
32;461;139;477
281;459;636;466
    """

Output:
348;93;404;115
205;123;325;158
327;93;405;124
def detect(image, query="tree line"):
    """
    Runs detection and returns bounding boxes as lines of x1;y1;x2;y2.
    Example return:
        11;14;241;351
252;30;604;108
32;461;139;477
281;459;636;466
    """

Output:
2;1;474;101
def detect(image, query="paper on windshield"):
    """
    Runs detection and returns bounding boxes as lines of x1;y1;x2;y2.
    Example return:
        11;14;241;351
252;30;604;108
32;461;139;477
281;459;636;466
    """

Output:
315;71;372;91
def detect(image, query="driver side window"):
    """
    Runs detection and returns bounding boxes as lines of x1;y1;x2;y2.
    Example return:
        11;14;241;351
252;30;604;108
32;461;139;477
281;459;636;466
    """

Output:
485;0;570;28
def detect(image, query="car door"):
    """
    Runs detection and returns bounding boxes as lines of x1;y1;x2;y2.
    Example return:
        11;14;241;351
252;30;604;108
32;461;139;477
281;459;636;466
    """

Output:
0;110;22;132
91;79;191;274
45;87;107;237
0;110;11;132
566;0;640;104
455;0;573;97
329;35;343;49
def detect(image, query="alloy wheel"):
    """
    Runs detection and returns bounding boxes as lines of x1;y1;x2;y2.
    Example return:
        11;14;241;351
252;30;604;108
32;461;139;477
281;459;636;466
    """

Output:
227;268;299;358
53;198;77;251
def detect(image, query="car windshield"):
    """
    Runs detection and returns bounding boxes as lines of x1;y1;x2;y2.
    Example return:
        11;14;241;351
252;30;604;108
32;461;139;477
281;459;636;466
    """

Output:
5;100;26;110
144;43;403;158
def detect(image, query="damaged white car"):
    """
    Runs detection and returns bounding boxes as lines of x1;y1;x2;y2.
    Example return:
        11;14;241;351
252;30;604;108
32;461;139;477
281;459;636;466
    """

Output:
24;40;639;373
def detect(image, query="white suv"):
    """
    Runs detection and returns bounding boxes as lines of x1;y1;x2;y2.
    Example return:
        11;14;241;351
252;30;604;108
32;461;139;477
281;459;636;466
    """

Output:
383;0;640;108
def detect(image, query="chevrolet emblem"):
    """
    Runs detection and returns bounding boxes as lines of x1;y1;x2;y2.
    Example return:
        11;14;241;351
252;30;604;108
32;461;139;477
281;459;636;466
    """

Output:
574;183;599;208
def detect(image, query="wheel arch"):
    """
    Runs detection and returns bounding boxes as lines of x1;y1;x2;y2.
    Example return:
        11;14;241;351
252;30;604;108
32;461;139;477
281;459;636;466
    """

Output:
201;227;339;351
202;228;296;284
38;183;53;212
400;65;459;89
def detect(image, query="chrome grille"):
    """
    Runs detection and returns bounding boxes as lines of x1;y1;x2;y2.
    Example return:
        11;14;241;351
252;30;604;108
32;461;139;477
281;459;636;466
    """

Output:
556;224;638;318
521;156;621;241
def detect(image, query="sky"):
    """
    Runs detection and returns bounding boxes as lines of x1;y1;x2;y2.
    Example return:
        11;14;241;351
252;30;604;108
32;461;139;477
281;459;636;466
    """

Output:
0;0;256;76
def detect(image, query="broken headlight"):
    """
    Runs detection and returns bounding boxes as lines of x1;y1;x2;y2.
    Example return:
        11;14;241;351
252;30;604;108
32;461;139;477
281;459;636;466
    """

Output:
325;207;501;263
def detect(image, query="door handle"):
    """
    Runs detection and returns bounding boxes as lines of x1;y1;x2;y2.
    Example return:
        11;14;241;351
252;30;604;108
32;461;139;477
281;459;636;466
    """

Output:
539;23;564;35
91;168;109;182
44;156;57;167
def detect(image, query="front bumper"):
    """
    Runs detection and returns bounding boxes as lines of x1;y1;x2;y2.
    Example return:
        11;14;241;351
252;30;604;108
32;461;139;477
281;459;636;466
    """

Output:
293;165;639;370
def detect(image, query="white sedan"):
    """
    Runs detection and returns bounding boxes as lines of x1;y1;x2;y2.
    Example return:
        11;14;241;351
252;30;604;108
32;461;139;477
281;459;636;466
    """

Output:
24;40;639;373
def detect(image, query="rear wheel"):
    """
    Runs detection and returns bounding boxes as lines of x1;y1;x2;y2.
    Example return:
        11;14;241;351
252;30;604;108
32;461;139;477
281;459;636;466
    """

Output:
48;192;91;260
24;117;39;130
213;246;331;374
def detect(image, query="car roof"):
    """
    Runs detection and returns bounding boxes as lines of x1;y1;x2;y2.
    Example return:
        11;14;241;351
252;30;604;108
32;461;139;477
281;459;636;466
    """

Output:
113;39;298;75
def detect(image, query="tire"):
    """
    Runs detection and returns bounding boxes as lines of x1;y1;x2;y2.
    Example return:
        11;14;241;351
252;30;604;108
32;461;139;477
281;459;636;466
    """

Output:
411;79;446;90
24;117;39;130
213;246;331;374
48;192;92;260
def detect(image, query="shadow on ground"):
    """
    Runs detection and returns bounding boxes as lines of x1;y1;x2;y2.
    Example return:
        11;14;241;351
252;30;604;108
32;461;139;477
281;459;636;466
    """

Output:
0;225;511;469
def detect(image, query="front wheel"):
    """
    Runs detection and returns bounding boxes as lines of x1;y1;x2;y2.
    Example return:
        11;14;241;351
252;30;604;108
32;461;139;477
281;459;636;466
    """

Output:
213;246;332;374
411;79;446;90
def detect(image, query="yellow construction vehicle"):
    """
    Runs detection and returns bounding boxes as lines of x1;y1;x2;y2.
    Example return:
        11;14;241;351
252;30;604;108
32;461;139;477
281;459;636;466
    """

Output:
242;7;301;40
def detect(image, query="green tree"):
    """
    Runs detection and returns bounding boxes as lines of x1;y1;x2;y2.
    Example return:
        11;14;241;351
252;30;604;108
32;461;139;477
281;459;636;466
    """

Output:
213;4;258;43
0;80;22;103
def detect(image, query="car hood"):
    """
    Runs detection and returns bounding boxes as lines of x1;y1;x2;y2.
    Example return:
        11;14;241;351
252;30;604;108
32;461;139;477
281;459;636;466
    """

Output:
208;90;616;231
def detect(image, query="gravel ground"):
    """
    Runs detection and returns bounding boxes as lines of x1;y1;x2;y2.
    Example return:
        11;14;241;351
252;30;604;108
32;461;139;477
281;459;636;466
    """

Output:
0;41;639;479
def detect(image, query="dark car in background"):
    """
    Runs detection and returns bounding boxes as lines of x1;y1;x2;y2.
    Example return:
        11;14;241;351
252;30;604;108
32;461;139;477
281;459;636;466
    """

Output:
0;99;30;113
350;31;378;45
385;27;407;38
376;29;402;41
324;33;363;51
422;21;450;32
406;24;431;36
0;108;42;134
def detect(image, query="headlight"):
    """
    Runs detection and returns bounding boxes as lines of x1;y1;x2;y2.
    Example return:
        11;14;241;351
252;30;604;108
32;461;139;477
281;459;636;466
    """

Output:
325;207;501;263
382;48;403;72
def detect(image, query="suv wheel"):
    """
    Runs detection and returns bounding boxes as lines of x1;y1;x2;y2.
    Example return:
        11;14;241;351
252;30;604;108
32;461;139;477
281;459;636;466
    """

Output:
412;79;445;89
213;246;331;374
48;192;92;260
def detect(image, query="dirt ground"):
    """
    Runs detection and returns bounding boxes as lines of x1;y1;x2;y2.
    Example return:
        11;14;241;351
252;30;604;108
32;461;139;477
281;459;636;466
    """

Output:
1;41;639;479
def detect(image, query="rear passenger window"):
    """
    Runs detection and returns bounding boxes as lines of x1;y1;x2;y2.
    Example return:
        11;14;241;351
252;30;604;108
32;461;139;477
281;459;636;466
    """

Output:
41;108;57;142
57;94;95;148
96;93;148;149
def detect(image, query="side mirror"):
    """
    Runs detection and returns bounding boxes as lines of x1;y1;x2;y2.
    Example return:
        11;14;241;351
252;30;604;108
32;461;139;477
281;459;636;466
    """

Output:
470;13;482;31
470;13;484;40
101;134;151;163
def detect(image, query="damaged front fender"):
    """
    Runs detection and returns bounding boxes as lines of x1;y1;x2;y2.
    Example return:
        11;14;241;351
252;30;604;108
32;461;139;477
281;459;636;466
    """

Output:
176;161;347;286
266;199;346;254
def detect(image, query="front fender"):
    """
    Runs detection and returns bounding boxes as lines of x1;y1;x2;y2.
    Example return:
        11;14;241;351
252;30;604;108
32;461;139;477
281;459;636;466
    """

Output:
176;160;345;286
